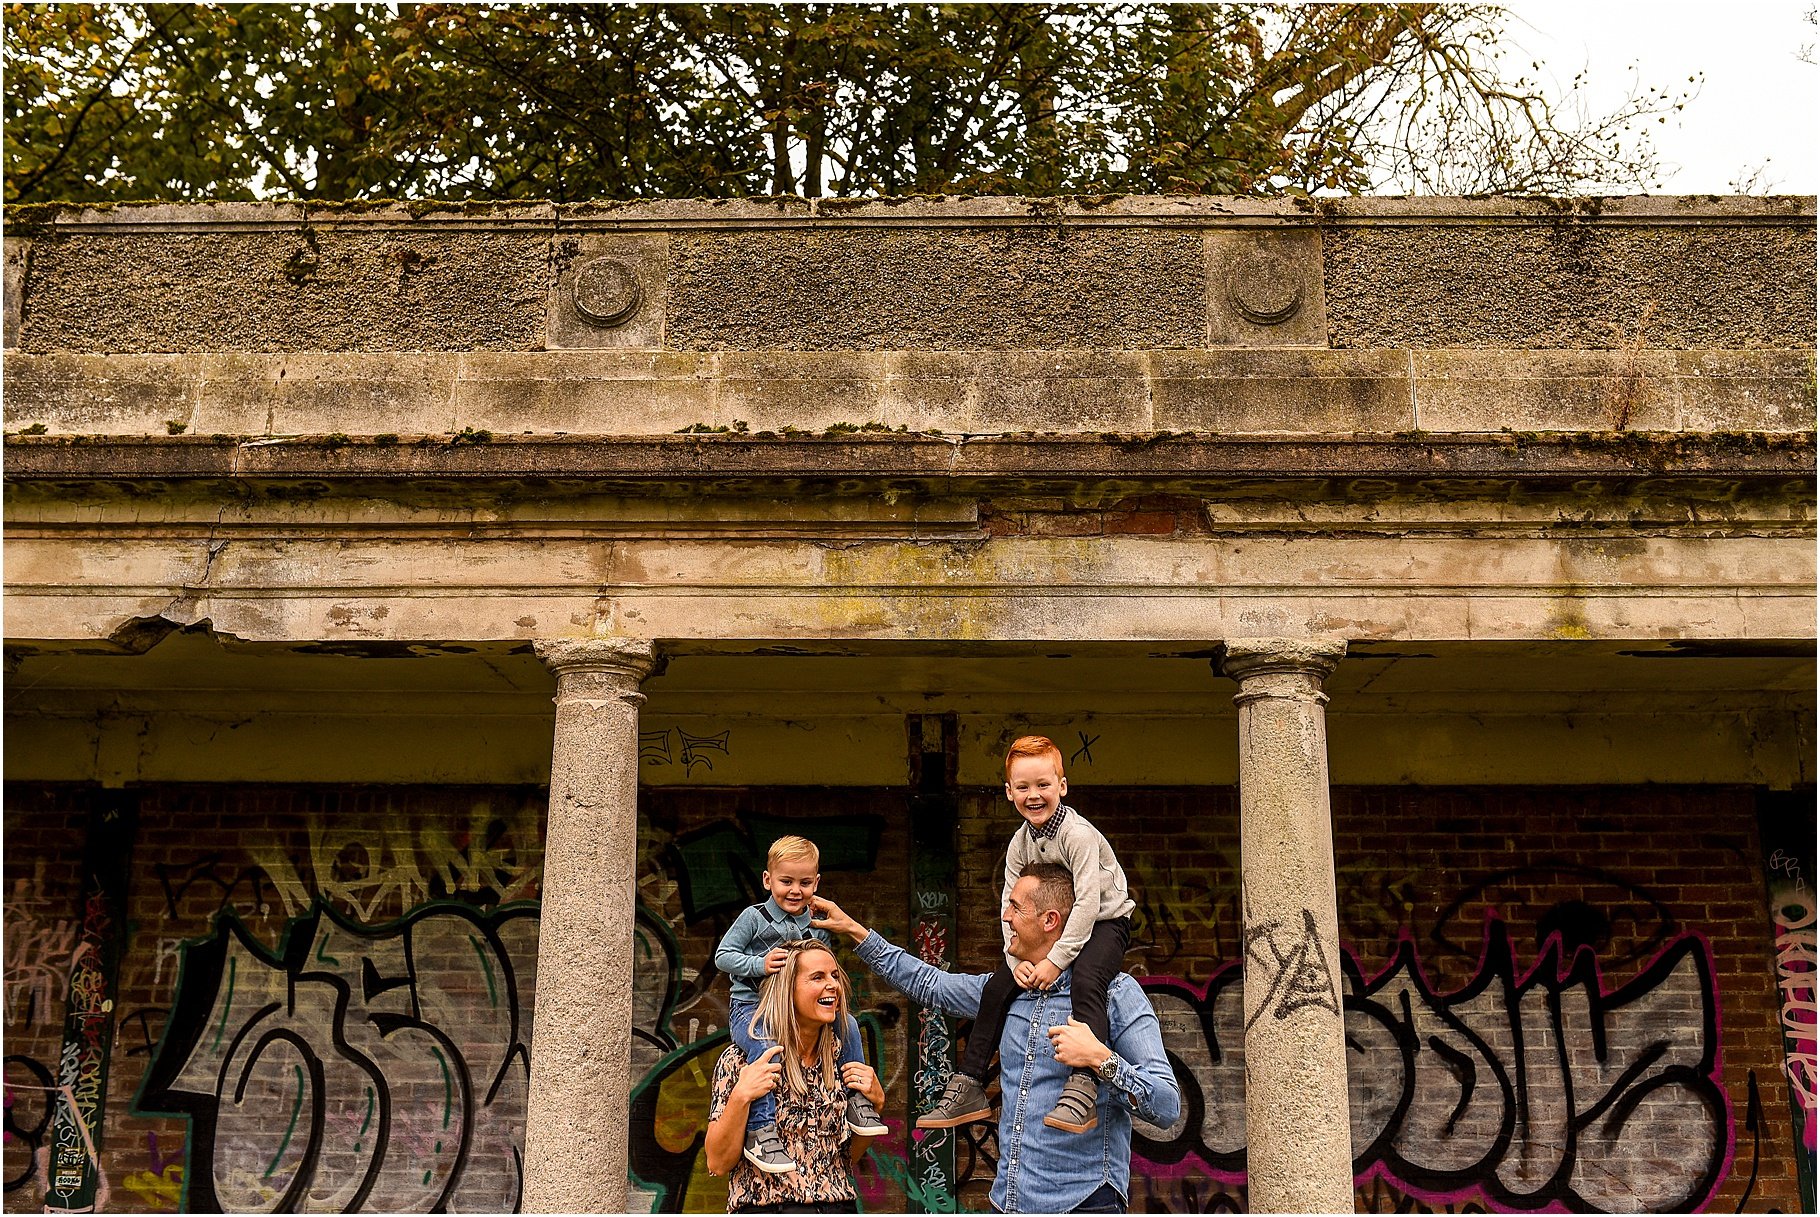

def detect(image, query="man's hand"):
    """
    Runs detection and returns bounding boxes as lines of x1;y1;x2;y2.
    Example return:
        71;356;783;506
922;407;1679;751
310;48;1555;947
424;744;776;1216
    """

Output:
734;1045;784;1104
840;1061;886;1114
1048;1016;1111;1069
811;895;869;943
763;947;789;974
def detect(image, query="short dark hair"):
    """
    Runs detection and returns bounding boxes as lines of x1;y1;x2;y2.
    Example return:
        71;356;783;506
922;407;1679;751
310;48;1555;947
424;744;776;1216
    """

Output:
1019;862;1075;915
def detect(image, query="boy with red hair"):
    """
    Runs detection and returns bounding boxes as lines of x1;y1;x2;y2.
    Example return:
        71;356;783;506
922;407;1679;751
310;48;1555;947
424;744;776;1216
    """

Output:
918;735;1135;1134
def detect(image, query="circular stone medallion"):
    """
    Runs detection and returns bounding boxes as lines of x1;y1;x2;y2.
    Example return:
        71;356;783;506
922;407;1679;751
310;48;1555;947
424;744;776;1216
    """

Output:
1228;250;1304;326
573;258;643;327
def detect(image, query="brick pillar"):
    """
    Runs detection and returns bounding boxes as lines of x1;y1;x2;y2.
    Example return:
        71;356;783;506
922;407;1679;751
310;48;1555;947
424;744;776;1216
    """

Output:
522;638;658;1213
1218;638;1352;1213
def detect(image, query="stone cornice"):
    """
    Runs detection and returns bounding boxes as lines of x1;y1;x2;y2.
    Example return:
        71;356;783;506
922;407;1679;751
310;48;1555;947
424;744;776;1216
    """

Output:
5;432;1811;486
7;195;1814;235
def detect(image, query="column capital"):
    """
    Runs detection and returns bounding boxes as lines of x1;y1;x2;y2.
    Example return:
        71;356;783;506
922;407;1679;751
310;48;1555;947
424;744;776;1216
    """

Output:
534;637;659;680
1218;637;1347;683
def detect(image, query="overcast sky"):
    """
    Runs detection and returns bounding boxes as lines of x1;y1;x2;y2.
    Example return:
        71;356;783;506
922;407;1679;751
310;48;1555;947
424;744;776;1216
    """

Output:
1499;0;1818;194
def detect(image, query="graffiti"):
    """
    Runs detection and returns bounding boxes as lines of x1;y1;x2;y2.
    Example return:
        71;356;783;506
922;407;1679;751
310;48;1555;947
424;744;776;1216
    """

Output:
640;727;732;773
1136;916;1730;1213
136;899;537;1213
47;795;134;1212
871;1141;960;1213
640;730;675;766
3;863;80;1029
1774;889;1817;1129
663;813;885;922
244;800;542;922
626;1034;730;1213
1242;906;1340;1029
121;1132;184;1210
1070;732;1100;767
1760;794;1818;1212
5;1055;55;1193
153;855;282;923
1429;862;1677;968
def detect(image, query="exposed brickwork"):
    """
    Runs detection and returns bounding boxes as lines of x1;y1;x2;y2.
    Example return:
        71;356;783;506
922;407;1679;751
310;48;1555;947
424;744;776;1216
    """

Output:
956;786;1800;1213
3;786;89;1204
2;781;1800;1214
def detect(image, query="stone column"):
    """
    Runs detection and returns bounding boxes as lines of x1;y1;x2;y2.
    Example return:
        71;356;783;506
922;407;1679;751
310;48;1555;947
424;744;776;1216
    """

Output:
522;638;659;1213
1218;637;1353;1214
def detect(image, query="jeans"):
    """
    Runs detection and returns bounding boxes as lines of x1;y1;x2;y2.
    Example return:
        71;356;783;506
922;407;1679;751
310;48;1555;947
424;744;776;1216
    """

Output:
727;997;865;1129
1070;1183;1127;1213
993;1183;1125;1214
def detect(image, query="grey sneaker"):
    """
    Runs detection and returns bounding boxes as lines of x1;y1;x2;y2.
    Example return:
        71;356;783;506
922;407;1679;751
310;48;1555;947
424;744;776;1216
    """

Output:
1042;1070;1100;1133
846;1091;888;1137
914;1072;992;1129
743;1124;798;1174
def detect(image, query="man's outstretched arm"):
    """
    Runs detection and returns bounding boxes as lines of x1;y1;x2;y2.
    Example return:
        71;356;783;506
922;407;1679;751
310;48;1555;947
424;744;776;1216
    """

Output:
812;895;988;1019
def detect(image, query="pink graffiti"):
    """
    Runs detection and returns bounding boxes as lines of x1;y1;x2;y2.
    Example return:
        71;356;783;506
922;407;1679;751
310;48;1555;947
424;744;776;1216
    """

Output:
1773;890;1817;1152
1134;913;1729;1213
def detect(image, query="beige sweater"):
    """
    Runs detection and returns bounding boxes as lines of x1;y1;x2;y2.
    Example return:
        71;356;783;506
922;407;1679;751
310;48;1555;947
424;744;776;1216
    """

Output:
1000;804;1136;970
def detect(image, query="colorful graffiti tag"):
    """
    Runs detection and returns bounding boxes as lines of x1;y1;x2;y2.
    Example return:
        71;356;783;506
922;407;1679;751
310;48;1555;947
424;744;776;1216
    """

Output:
136;900;537;1212
1135;916;1729;1212
1759;792;1817;1209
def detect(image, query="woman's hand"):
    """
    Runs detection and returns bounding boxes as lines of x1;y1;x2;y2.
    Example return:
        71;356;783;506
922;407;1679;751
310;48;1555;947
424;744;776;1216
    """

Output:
840;1061;886;1113
734;1044;785;1105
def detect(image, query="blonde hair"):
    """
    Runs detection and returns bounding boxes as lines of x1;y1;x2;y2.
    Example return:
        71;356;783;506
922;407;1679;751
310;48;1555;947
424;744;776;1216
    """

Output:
766;835;820;872
749;940;849;1098
1005;735;1065;779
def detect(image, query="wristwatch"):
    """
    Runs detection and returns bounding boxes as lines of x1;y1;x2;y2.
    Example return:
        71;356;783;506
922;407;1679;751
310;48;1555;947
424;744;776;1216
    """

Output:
1095;1052;1120;1082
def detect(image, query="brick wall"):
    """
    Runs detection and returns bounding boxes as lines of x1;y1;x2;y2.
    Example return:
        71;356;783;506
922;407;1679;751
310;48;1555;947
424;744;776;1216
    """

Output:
956;786;1802;1213
3;786;89;1206
3;781;1802;1214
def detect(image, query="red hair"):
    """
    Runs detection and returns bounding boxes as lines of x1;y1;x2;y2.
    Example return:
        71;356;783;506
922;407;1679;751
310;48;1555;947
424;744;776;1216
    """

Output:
1004;735;1065;780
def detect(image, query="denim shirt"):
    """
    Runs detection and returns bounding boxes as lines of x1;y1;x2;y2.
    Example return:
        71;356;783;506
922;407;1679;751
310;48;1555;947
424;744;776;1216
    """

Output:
714;898;834;1003
855;932;1181;1214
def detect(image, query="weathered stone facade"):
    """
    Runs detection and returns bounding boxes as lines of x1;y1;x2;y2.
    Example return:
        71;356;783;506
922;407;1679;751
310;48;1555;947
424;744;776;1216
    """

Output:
4;196;1814;1213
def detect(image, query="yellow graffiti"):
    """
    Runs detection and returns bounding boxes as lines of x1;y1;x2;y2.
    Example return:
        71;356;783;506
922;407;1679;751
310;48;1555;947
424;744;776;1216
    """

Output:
649;1053;729;1211
121;1165;184;1210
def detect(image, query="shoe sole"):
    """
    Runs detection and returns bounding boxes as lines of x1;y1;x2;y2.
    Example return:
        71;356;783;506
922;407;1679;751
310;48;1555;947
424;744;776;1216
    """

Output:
848;1121;889;1136
1042;1112;1099;1134
914;1108;993;1129
742;1150;799;1175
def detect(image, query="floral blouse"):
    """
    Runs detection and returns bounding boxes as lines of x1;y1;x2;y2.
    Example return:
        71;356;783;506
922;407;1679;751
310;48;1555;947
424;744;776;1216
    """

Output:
708;1045;858;1211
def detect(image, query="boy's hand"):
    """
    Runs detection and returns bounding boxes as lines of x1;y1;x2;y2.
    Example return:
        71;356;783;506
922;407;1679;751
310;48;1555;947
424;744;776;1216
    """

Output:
1047;1017;1110;1069
811;896;869;943
763;947;789;974
840;1061;886;1112
733;1045;784;1103
1027;959;1061;990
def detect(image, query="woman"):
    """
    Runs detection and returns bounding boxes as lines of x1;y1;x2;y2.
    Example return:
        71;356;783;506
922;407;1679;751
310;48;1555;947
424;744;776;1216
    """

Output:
705;939;887;1213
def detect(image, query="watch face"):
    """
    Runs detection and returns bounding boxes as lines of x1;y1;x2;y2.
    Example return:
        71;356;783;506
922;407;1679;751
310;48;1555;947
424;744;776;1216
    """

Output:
1097;1056;1118;1080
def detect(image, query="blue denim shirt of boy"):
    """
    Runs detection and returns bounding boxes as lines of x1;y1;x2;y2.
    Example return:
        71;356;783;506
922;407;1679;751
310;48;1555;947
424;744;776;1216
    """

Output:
854;932;1181;1214
713;897;835;1003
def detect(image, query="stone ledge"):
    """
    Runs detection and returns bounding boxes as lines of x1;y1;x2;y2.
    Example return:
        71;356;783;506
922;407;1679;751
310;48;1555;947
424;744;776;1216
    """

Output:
9;195;1813;234
6;349;1811;437
4;432;1812;485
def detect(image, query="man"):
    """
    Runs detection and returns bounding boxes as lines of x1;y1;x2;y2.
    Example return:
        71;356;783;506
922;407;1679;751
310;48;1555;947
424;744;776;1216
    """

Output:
813;862;1180;1214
